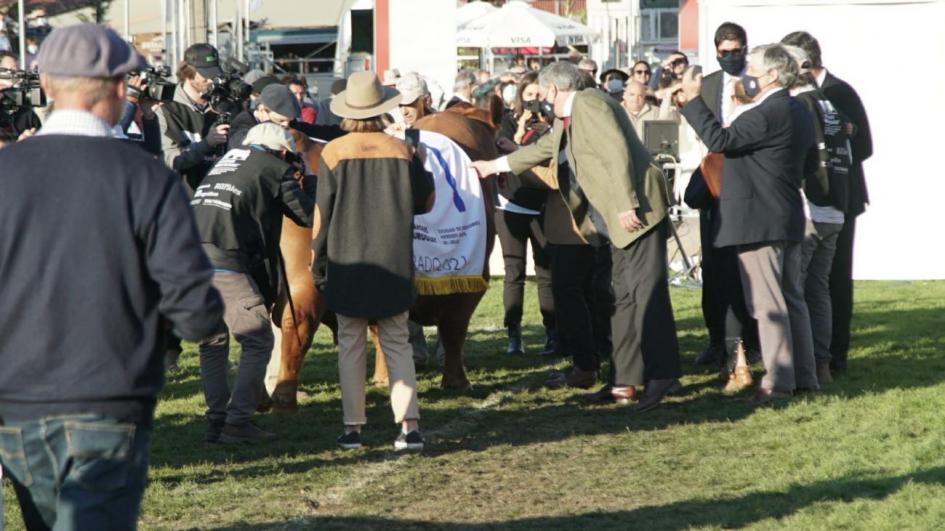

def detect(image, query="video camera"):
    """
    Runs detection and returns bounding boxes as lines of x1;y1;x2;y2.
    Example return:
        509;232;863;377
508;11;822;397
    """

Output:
204;58;252;124
0;69;46;111
128;66;176;102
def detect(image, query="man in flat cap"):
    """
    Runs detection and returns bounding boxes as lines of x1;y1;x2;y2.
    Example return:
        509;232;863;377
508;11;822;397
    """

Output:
192;122;314;444
227;81;299;149
0;24;223;529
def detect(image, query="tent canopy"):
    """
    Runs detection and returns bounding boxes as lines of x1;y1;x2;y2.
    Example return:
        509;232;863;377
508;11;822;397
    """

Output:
456;0;497;27
457;0;597;48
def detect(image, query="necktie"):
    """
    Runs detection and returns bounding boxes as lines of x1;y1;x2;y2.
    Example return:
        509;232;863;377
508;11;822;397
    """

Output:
562;116;571;130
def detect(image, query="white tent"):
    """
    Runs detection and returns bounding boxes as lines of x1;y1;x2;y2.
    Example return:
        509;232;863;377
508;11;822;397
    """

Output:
699;0;945;280
456;0;598;48
456;0;497;28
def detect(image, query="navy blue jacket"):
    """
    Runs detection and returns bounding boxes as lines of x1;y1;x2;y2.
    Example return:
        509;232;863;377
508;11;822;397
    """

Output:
681;89;816;248
0;135;223;425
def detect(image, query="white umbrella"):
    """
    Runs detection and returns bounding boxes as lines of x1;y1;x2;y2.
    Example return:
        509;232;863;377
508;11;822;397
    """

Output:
456;0;597;48
456;1;497;28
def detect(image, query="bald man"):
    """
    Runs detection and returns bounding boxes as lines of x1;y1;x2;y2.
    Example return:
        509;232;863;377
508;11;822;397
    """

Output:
622;81;662;140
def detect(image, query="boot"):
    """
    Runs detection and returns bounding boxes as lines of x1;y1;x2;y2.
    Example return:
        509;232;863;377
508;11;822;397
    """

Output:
816;361;833;385
538;328;557;356
506;323;524;355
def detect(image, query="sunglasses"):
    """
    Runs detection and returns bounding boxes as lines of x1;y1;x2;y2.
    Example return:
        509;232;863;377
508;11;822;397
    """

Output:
670;59;688;67
633;69;651;75
718;48;746;58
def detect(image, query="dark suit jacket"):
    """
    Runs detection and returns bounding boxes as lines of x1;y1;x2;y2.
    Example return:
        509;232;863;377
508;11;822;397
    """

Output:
820;71;872;217
506;88;669;249
699;70;725;120
681;89;815;248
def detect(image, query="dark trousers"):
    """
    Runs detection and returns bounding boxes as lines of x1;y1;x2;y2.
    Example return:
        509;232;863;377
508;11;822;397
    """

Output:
494;209;555;332
828;216;856;370
0;414;151;531
550;243;613;372
611;220;682;386
699;210;759;350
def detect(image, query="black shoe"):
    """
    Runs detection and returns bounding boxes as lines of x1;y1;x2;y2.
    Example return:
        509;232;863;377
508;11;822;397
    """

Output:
218;421;277;444
538;328;557;356
337;431;363;450
205;419;225;443
394;430;424;451
506;324;524;355
695;343;724;366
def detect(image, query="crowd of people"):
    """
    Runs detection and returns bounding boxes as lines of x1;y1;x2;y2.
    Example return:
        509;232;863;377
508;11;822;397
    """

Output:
0;18;871;530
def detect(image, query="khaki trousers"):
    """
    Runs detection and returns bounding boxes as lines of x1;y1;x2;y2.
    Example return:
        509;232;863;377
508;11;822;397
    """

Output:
337;312;420;425
737;241;817;392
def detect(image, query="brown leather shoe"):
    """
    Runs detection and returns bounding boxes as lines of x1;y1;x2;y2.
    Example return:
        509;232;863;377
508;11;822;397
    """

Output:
631;378;681;413
546;365;596;389
816;361;833;385
745;387;792;407
722;367;753;394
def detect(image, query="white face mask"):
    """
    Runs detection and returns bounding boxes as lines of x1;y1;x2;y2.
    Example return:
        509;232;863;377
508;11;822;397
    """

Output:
27;45;37;54
502;84;517;106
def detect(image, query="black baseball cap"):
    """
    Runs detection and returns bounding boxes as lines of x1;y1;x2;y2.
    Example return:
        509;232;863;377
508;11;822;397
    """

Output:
184;43;223;78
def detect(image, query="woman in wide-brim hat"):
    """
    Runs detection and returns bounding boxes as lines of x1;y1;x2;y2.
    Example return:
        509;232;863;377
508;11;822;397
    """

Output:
313;71;435;452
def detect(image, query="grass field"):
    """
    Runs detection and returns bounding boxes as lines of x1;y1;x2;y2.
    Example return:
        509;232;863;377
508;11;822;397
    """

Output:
4;280;945;530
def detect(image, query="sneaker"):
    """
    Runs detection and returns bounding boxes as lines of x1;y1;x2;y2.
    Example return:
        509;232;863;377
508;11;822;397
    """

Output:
337;431;363;450
205;419;225;443
217;421;277;444
394;430;424;451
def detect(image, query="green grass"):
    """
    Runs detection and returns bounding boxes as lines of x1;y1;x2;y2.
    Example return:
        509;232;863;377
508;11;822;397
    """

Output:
5;280;945;530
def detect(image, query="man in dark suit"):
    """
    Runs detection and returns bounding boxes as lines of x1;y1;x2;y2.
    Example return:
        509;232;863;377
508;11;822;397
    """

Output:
446;70;476;109
679;44;819;404
473;61;682;412
781;31;872;374
693;21;760;369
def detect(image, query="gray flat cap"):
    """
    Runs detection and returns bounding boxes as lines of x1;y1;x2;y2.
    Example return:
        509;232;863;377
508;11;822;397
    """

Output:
259;84;301;120
37;23;146;77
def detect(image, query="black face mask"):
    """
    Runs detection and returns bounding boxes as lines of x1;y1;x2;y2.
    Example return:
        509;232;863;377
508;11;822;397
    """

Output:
740;74;762;100
717;54;746;76
523;99;541;114
539;101;555;121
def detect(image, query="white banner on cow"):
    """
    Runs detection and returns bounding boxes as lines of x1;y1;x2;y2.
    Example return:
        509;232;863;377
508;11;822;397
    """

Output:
411;130;488;295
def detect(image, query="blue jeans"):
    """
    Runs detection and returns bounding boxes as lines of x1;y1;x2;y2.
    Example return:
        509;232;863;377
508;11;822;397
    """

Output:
0;414;151;531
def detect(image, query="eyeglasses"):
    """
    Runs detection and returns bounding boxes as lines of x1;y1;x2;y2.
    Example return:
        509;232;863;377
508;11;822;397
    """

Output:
633;69;651;75
718;48;746;58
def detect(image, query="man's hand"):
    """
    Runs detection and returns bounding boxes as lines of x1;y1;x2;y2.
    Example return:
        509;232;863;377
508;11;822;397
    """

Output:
17;128;36;141
126;74;147;103
678;66;702;106
470;159;499;179
618;208;644;232
206;124;230;147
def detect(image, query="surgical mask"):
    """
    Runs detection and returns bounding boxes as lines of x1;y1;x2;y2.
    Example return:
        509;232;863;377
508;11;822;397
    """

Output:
27;44;37;54
740;74;762;100
717;54;745;76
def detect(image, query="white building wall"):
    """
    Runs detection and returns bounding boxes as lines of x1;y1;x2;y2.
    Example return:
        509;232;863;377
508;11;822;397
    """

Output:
700;0;945;279
387;0;457;99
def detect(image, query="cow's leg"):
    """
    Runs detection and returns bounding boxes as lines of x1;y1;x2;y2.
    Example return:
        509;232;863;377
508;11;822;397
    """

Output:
438;311;474;391
370;324;390;387
270;294;323;413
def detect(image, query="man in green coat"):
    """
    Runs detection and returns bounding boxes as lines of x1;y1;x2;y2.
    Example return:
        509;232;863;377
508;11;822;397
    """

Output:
472;61;681;412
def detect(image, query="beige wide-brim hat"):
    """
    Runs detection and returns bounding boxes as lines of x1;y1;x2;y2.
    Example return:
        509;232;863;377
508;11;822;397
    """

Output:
331;71;403;120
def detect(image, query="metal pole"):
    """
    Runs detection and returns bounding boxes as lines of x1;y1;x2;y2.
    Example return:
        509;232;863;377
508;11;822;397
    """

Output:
178;0;186;58
243;0;250;62
210;0;218;48
161;0;168;66
235;0;242;61
17;0;25;69
124;0;130;40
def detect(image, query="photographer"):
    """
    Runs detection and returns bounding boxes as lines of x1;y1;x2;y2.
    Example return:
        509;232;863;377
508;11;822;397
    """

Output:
119;71;165;154
150;43;231;191
0;51;42;143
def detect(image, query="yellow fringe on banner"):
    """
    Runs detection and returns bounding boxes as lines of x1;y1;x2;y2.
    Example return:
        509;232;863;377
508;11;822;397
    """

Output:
415;276;489;295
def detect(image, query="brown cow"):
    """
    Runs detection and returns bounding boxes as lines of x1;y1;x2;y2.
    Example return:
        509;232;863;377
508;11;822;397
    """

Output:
370;109;498;390
267;110;497;411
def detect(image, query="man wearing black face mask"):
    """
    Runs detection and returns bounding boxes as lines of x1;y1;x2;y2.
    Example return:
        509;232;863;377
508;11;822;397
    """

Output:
690;21;761;374
679;43;819;405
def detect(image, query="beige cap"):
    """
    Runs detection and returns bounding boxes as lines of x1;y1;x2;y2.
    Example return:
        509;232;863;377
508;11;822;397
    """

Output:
243;122;296;153
395;72;428;105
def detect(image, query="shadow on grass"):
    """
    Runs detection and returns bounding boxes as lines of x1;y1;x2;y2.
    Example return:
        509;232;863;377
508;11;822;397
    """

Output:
207;465;945;530
151;304;945;482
